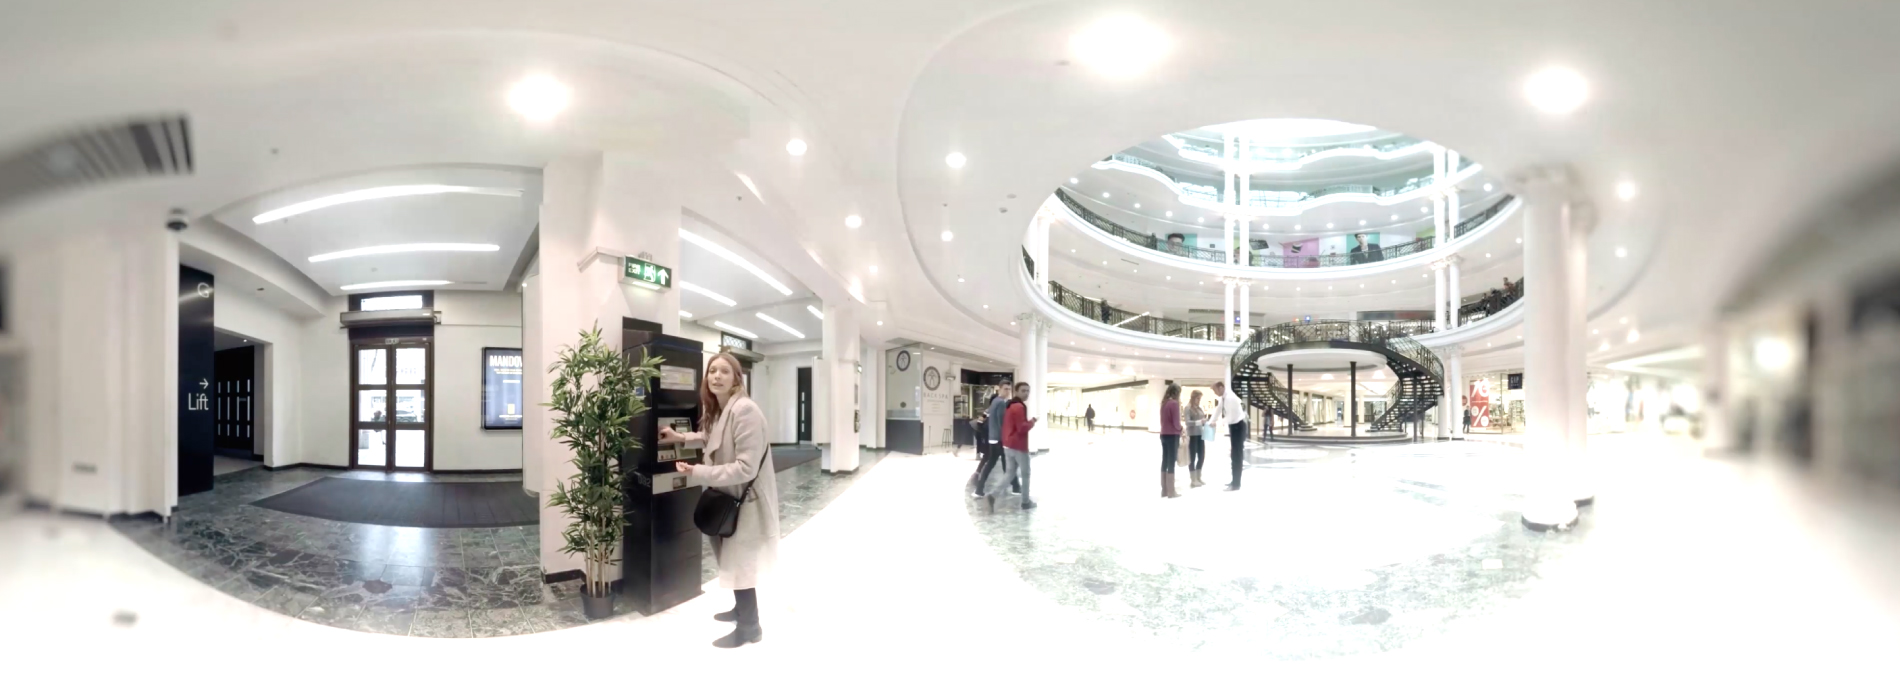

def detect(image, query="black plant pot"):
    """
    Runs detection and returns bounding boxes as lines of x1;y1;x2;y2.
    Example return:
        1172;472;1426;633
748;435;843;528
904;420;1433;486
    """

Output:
581;589;616;620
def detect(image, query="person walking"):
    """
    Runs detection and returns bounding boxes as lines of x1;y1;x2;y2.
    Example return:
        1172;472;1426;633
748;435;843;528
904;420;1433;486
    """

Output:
660;351;780;648
1159;383;1184;498
990;381;1039;511
1185;389;1210;488
972;384;1017;497
1211;381;1249;490
1085;404;1096;433
1462;395;1473;436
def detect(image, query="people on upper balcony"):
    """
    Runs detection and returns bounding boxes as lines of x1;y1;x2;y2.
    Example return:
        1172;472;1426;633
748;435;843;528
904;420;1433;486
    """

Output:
1166;232;1186;256
1350;232;1384;265
1098;299;1114;324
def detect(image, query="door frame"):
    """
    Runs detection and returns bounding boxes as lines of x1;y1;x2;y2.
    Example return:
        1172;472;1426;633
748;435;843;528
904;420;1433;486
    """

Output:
348;336;436;471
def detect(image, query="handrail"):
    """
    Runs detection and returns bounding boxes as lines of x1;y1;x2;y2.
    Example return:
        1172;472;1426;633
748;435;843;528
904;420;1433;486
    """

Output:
1046;278;1229;341
1058;186;1517;270
1242;320;1443;380
1457;278;1524;326
1100;153;1452;209
1164;134;1425;163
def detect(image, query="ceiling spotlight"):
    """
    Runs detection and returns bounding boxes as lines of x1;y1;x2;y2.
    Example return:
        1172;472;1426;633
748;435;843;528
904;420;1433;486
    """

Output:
1295;224;1302;230
870;265;879;274
958;276;965;282
877;321;883;326
945;152;967;169
308;243;499;263
1165;275;1170;280
1070;177;1079;184
1599;340;1610;352
1616;181;1639;201
786;139;808;156
1134;203;1142;208
1421;206;1429;214
1390;214;1399;221
941;230;954;242
1615;246;1628;258
1619;316;1629;324
983;304;989;309
1516;237;1523;244
1321;373;1334;380
845;214;863;229
1070;16;1171;78
1359;220;1367;226
1485;253;1492;258
1165;211;1173;217
1483;183;1495;192
1593;329;1599;335
1326;223;1334;229
1525;66;1590;114
1102;192;1111;198
508;74;571;121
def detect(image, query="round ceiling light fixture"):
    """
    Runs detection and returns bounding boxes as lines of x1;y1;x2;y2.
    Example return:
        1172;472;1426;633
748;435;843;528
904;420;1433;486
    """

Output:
945;152;967;169
1525;66;1590;114
844;215;863;229
1616;180;1639;201
785;139;808;156
508;75;571;121
940;230;955;242
1069;16;1171;78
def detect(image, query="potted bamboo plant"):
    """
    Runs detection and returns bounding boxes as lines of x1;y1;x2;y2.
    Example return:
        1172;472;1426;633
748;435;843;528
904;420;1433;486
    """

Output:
544;324;661;619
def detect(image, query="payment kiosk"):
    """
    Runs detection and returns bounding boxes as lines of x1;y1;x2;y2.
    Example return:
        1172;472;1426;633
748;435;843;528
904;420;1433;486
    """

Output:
622;324;706;615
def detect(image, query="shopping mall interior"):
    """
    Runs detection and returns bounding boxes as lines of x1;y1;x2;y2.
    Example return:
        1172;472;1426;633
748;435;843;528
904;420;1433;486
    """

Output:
2;0;1899;682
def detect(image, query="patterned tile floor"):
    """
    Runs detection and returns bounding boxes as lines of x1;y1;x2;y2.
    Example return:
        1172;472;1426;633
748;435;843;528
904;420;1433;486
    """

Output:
110;451;886;638
966;431;1592;659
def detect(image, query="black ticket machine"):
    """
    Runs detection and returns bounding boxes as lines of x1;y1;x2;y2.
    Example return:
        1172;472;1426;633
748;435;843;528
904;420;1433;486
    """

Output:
622;325;705;615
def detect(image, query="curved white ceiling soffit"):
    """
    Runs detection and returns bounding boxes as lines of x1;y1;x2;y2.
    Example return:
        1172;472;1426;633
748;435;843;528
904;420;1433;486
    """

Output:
1092;156;1483;218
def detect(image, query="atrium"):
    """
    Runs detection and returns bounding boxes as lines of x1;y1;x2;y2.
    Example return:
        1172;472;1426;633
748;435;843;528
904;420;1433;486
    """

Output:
1;1;1898;684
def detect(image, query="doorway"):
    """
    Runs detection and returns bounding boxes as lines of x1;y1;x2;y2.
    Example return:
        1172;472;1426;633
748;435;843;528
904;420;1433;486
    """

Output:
215;345;256;459
351;337;434;471
796;366;812;443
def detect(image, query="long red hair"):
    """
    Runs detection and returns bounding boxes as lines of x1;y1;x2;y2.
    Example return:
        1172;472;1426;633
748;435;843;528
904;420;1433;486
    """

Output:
698;350;748;429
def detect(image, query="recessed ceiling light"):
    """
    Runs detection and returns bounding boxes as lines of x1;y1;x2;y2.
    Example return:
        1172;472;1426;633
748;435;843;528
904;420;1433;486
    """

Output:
1516;237;1523;244
1165;211;1173;217
714;321;760;339
845;214;863;229
1102;260;1107;265
1525;66;1590;114
1483;183;1494;192
1070;16;1171;78
1295;224;1302;230
253;185;522;224
1390;214;1399;221
1326;223;1334;229
508;74;570;121
1359;220;1367;226
1165;275;1171;280
1197;217;1204;223
958;276;965;282
945;152;967;169
941;230;954;242
1321;373;1334;380
340;280;451;291
1390;280;1396;284
1421;206;1429;214
877;321;883;326
1485;253;1492;258
679;281;737;307
308;243;499;263
1070;177;1079;184
785;139;808;156
1616;181;1638;201
870;265;879;274
1134;203;1141;208
1592;328;1599;335
1615;246;1628;258
679;310;694;319
806;305;825;321
1618;316;1629;324
1102;192;1111;198
680;228;793;296
983;305;989;309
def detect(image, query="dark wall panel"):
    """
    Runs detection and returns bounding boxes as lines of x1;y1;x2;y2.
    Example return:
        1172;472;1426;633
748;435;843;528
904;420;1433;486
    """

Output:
179;266;215;495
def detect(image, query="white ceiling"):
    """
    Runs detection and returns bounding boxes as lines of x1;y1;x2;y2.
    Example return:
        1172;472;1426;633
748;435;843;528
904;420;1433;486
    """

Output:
4;0;1899;382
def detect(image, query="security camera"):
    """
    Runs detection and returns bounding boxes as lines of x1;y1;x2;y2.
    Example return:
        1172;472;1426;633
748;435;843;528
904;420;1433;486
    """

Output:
165;208;189;232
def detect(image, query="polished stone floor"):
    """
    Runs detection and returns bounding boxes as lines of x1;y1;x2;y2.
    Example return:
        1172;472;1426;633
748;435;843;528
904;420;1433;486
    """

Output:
109;451;885;638
969;432;1588;659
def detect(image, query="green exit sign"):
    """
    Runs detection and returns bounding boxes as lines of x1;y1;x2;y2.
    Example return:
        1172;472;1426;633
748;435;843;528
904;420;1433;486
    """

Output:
623;256;673;289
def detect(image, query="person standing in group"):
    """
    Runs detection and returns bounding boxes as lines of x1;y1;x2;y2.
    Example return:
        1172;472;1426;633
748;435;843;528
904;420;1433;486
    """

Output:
659;351;780;648
1462;395;1473;435
1158;383;1183;499
972;384;1017;498
1211;381;1248;490
1185;389;1210;488
990;381;1039;512
1085;404;1096;433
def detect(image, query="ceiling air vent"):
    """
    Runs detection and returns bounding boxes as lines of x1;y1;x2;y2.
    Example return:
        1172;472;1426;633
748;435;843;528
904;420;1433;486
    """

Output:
340;308;439;328
0;114;193;210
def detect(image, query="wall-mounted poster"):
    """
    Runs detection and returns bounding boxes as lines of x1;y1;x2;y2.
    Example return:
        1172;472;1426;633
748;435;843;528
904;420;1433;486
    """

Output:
483;347;524;430
1468;377;1493;429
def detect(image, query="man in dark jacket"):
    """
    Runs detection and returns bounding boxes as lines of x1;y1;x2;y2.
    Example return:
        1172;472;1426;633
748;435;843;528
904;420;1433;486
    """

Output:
970;385;1019;497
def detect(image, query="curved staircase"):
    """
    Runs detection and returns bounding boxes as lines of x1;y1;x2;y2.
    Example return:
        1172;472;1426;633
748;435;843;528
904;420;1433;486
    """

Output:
1228;320;1444;438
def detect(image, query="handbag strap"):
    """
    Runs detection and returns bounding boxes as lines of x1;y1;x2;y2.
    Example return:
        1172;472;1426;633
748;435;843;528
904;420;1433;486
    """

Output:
733;447;766;505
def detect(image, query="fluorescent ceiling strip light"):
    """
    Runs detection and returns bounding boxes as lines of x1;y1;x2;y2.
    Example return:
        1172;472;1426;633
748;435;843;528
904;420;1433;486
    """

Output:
756;313;805;339
253;185;522;224
678;228;794;296
679;310;694;319
1112;311;1151;327
309;243;500;263
806;305;825;320
678;280;736;307
713;321;759;339
340;280;452;291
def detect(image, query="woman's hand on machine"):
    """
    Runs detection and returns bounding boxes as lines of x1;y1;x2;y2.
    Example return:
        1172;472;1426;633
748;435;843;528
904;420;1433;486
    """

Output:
673;461;695;476
658;426;685;444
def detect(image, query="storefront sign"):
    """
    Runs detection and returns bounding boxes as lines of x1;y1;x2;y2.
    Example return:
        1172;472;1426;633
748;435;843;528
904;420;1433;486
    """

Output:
622;256;673;290
1468;378;1493;428
483;347;524;430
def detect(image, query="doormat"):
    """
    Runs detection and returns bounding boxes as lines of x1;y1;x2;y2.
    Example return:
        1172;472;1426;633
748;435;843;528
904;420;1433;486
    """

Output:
251;477;538;528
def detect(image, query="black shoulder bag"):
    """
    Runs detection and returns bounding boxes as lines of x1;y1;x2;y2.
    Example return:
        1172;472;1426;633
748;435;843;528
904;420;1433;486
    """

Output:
693;448;766;538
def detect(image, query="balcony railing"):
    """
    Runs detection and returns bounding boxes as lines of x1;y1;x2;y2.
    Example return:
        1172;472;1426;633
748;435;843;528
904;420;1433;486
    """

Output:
1100;153;1456;209
1164;134;1427;163
1056;187;1517;270
1458;278;1525;326
1047;279;1228;341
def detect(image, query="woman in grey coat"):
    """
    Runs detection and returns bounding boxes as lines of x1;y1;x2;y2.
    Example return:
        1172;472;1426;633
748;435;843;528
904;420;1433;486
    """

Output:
661;351;781;648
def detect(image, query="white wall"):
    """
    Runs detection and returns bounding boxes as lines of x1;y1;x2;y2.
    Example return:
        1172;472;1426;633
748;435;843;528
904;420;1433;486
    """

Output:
216;286;308;468
757;351;828;445
433;291;525;471
297;297;351;466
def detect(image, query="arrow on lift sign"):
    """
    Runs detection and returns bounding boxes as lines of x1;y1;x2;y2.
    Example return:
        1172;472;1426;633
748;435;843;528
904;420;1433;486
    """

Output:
200;379;209;390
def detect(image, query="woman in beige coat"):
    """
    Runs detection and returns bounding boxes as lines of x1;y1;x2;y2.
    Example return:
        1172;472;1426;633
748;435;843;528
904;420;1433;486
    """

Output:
660;351;780;648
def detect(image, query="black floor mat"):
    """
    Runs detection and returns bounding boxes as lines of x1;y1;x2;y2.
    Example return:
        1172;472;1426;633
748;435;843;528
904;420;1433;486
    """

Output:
251;477;538;528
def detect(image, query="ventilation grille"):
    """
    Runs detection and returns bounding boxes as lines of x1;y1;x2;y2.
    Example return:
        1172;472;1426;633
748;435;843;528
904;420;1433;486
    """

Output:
0;115;193;210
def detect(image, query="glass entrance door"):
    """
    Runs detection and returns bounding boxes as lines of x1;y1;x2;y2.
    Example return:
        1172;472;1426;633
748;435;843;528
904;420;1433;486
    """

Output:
352;338;433;471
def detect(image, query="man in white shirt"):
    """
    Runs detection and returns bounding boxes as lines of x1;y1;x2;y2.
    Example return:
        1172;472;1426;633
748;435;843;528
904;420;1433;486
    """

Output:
1210;381;1249;491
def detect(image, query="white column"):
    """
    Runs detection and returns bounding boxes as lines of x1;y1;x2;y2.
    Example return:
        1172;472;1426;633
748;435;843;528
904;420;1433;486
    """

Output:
1447;348;1464;440
1432;261;1448;331
1447;254;1463;329
1237;137;1252;267
821;303;861;473
1017;315;1038;451
1237;279;1251;340
1447;189;1462;233
1031;213;1051;295
1433;147;1449;237
1700;324;1730;453
1510;165;1595;528
1436;347;1453;440
1222;278;1235;342
1034;319;1049;451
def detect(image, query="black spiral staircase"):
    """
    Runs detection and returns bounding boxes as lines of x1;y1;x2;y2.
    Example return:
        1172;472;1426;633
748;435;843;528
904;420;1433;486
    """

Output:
1228;320;1445;435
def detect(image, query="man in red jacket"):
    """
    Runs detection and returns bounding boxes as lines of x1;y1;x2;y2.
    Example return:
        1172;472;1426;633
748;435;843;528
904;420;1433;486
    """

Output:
990;381;1038;512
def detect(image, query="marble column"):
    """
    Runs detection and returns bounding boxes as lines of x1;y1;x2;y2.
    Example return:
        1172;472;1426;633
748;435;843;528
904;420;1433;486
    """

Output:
1509;165;1596;528
1237;278;1252;341
821;303;860;473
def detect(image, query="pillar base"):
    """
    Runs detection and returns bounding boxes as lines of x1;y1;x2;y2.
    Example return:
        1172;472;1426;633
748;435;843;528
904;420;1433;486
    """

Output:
1519;498;1580;532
